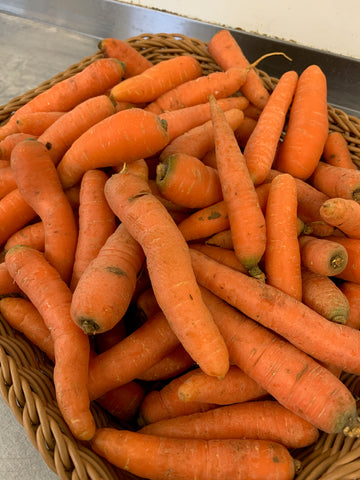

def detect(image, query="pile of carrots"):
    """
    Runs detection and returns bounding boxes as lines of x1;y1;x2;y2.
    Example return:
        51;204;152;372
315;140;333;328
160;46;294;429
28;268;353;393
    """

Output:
1;28;360;480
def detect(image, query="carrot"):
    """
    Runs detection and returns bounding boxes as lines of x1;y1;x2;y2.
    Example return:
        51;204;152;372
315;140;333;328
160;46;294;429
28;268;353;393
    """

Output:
140;399;319;450
198;285;358;434
243;103;263;120
95;320;127;353
340;281;360;329
135;287;160;323
206;229;234;249
201;148;218;168
87;310;180;400
243;70;298;185
301;268;350;324
274;65;328;179
104;168;229;379
96;381;145;423
0;296;55;360
38;95;117;165
0;132;36;161
0;57;125;141
70;169;117;291
4;221;45;252
207;29;271;110
159;107;244;162
57;108;169;189
209;94;266;280
156;153;223;209
0;262;22;296
327;236;360;283
322;131;356;169
5;245;95;440
98;37;153;78
16;111;64;136
309;161;360;201
0;160;9;169
264;173;302;300
234;116;258;148
110;55;203;104
177;364;267;405
298;235;348;276
0;166;17;199
11;139;77;283
319;197;360;239
71;222;145;334
190;244;247;273
91;428;297;480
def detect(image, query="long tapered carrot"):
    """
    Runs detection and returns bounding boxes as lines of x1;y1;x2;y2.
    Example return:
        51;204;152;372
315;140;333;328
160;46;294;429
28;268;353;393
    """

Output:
0;262;22;296
199;285;358;434
91;428;297;480
0;58;125;141
16;111;65;136
71;223;145;334
320;197;360;238
11;139;77;283
190;248;360;377
0;166;17;199
207;29;270;110
5;245;95;440
340;281;360;329
322;131;357;170
104;168;229;379
243;70;298;185
310;161;360;201
298;235;348;276
274;65;329;179
70;169;116;291
264;173;302;300
57;108;169;189
209;94;266;280
110;55;203;104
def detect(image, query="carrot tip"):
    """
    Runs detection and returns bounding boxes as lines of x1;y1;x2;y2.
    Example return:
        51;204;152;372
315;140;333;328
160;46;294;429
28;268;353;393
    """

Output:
79;317;100;335
247;265;266;282
343;417;360;438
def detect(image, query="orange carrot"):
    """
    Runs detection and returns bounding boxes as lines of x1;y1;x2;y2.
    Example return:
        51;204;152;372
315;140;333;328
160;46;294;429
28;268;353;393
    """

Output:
243;103;263;120
0;296;55;360
57;108;169;189
274;65;328;179
264;173;302;300
96;382;145;423
340;281;360;329
70;169;116;291
95;320;127;353
71;223;145;334
16;111;64;136
0;160;9;169
11;139;77;283
156;153;223;208
110;55;203;104
0;166;17;199
104;169;229;379
0;262;22;296
327;236;360;284
301;268;350;324
322;131;356;169
91;428;297;480
4;221;45;252
190;244;247;273
5;245;95;441
234;116;258;148
207;29;270;110
209;94;266;280
135;287;160;323
206;229;234;249
0;132;36;161
98;37;153;78
320;197;360;239
244;70;298;185
38;95;117;165
298;235;348;276
309;161;360;201
201;148;218;168
140;400;319;450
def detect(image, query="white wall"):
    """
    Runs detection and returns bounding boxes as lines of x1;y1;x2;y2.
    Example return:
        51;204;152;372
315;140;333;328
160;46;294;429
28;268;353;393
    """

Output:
118;0;360;59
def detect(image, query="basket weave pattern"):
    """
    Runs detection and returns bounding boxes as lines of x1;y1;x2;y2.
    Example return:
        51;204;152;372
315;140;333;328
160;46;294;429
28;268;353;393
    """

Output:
1;32;360;480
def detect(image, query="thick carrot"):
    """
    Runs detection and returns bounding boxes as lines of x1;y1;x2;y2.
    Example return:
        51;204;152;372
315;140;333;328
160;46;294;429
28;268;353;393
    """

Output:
0;296;55;360
207;29;270;110
0;262;22;296
70;169;116;291
0;166;17;199
91;428;297;480
159;108;244;162
322;131;356;169
11;139;77;283
104;169;229;379
274;65;328;179
140;400;319;450
156;153;223;208
98;37;153;78
0;160;9;169
0;133;36;161
311;160;360;201
301;268;350;324
16;111;64;136
209;94;266;280
190;244;247;273
5;245;95;441
320;197;360;239
199;285;358;434
57;108;169;189
110;55;203;103
0;58;125;141
340;281;360;329
206;229;234;249
244;71;298;185
4;221;44;253
298;235;348;276
328;236;360;283
96;382;145;423
38;95;117;165
234;116;258;148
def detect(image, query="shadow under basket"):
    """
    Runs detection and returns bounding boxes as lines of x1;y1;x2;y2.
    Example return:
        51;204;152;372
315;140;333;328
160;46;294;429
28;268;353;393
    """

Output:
1;32;360;480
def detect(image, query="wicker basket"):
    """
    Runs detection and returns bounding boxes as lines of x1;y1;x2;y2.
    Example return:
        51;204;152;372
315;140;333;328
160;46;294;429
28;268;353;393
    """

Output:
1;32;360;480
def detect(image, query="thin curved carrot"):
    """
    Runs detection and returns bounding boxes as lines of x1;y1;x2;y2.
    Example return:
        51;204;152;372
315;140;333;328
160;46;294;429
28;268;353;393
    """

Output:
340;281;360;329
4;221;45;252
5;245;95;441
234;116;258;148
320;197;360;239
0;166;17;199
310;161;360;201
189;244;247;273
274;65;328;179
16;111;64;136
298;235;348;276
264;173;302;300
244;70;298;185
0;132;36;161
104;168;229;379
96;381;145;423
209;94;266;280
322;131;356;169
0;262;22;296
